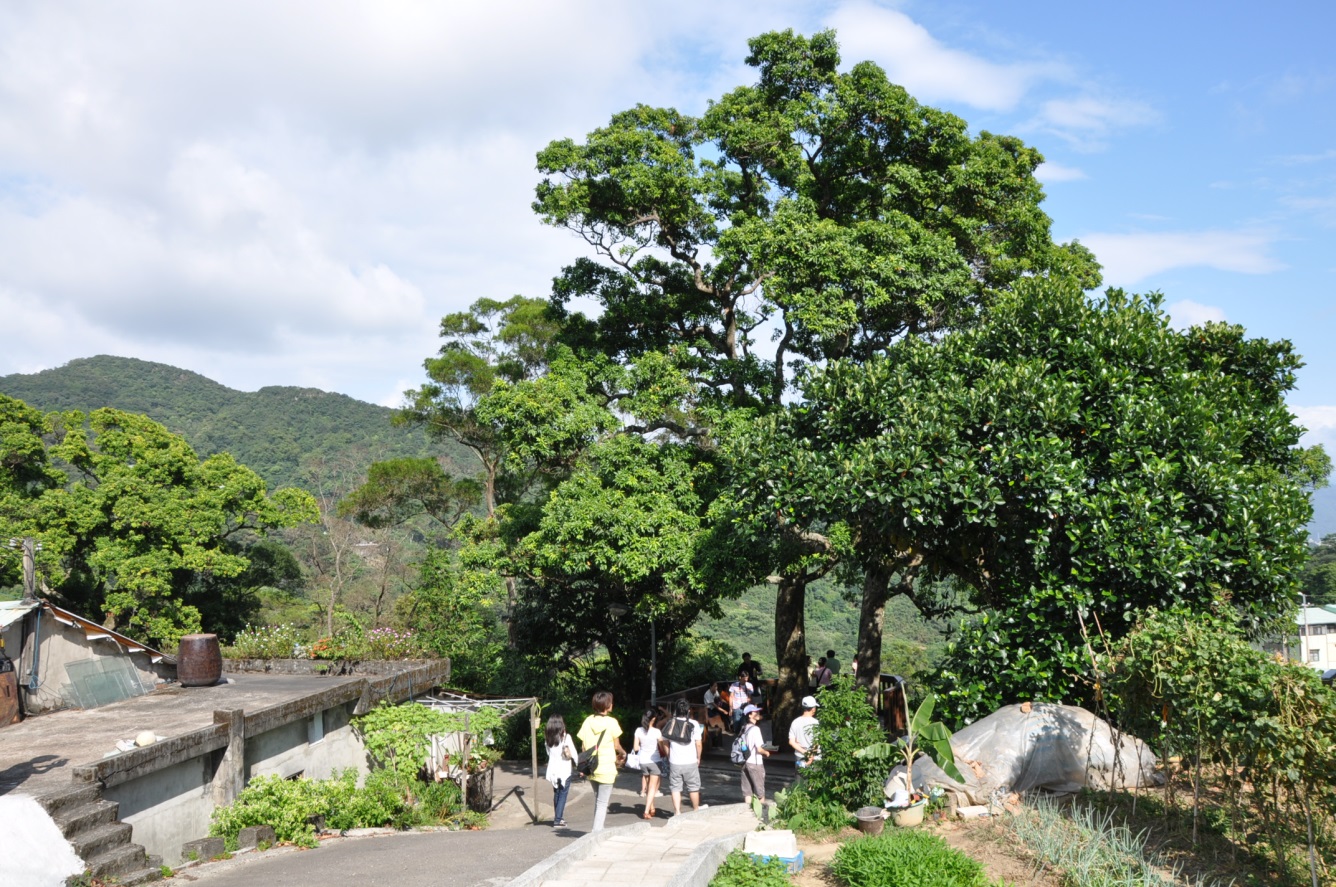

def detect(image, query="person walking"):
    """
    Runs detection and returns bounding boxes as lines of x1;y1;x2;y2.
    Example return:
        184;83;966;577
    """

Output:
788;695;820;771
544;714;578;828
662;698;705;815
825;649;841;676
632;708;665;819
576;690;626;832
739;704;770;803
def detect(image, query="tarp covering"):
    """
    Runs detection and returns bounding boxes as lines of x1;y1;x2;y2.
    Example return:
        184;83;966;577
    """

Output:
885;703;1162;806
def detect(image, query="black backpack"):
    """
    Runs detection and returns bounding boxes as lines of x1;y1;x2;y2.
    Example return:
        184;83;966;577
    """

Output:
662;716;694;744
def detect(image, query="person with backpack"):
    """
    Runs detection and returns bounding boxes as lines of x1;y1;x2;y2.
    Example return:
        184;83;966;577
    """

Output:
738;704;771;803
576;689;626;832
661;698;704;816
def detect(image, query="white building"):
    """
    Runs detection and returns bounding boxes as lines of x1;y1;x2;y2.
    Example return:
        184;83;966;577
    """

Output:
1296;605;1336;670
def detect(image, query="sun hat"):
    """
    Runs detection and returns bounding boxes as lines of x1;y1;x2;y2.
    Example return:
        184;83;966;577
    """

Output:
800;695;820;709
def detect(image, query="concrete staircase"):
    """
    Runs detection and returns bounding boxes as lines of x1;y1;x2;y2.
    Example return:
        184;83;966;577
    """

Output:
38;784;163;885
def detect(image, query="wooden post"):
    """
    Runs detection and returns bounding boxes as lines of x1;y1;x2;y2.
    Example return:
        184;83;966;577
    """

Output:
530;700;540;824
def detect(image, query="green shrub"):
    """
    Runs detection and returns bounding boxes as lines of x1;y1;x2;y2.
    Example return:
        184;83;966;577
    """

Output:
709;849;792;887
355;701;503;779
802;676;887;810
210;773;338;849
831;830;995;887
210;768;477;849
771;784;854;837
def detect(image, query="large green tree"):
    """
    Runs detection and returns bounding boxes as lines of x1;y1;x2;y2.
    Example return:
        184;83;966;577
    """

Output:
736;277;1326;723
533;28;1093;728
0;397;317;647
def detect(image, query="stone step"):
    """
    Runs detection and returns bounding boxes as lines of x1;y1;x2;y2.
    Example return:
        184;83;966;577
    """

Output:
70;820;134;860
55;798;121;834
85;840;153;880
35;783;102;819
115;859;166;886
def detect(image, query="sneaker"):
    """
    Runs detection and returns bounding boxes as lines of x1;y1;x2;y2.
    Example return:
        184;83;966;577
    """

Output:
553;819;568;828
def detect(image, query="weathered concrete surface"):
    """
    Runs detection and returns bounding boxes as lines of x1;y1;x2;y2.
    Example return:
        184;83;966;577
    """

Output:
0;673;365;799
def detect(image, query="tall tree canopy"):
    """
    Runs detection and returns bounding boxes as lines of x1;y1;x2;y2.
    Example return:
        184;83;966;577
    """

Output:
0;396;318;647
532;27;1096;724
732;277;1326;723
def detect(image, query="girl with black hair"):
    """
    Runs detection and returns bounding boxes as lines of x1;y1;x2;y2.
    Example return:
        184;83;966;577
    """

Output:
544;714;578;828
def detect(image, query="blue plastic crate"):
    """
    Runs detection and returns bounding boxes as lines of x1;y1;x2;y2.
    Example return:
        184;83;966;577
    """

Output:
749;850;805;874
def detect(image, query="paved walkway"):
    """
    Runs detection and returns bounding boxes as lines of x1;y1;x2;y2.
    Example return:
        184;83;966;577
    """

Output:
515;805;759;887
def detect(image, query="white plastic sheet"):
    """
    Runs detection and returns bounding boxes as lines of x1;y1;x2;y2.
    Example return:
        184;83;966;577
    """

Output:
884;703;1162;806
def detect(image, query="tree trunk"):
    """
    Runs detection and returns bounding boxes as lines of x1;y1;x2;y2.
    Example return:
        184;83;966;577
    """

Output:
855;563;891;694
772;575;808;750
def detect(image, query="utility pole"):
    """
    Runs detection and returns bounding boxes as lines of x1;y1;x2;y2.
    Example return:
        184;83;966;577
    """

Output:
7;537;39;602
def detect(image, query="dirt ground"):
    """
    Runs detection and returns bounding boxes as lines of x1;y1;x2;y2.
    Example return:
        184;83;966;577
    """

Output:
791;815;1066;887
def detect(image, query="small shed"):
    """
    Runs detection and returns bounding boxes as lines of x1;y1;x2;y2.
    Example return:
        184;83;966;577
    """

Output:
0;600;173;719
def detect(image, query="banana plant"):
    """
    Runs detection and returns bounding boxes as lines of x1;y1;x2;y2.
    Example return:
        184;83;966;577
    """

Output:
855;692;964;794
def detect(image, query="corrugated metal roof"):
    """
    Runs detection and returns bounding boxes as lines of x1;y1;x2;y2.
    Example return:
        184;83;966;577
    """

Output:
0;600;39;629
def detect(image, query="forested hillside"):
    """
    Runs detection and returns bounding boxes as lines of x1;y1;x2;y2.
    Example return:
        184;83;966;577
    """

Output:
0;355;471;491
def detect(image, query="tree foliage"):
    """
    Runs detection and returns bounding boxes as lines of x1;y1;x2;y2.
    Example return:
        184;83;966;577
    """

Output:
532;26;1094;731
1300;533;1336;606
0;396;318;647
738;277;1322;722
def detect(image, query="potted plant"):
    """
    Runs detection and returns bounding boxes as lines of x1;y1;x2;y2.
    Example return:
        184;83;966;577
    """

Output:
855;692;963;826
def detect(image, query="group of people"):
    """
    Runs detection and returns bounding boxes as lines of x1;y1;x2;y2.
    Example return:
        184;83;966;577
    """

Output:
542;686;824;832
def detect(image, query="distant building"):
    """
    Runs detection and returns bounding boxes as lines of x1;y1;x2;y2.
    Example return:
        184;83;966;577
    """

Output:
1296;605;1336;670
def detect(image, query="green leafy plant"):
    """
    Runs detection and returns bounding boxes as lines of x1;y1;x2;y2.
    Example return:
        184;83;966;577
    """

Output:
854;691;964;795
709;849;792;887
831;829;999;887
355;701;503;779
771;785;855;836
801;676;888;810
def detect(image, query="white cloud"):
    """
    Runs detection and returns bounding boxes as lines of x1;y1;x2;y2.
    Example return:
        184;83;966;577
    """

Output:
1026;95;1158;150
826;2;1060;111
1035;162;1087;183
1164;299;1228;329
1080;231;1284;286
1293;406;1336;452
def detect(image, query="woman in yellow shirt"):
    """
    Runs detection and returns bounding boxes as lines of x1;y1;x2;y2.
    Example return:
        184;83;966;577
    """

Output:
576;690;627;831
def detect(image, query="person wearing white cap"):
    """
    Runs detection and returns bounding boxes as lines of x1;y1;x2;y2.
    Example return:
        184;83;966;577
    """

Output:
739;704;770;803
788;695;821;770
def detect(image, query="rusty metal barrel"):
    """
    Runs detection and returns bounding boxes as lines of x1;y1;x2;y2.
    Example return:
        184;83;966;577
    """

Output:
177;633;222;687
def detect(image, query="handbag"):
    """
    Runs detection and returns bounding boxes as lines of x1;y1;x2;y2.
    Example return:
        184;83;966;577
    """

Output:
576;728;606;776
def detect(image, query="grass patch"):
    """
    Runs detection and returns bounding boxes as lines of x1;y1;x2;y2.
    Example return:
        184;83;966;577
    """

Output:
1007;795;1233;887
831;829;1004;887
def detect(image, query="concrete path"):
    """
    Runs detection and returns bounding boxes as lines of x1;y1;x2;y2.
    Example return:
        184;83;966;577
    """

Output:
174;755;788;887
509;805;759;887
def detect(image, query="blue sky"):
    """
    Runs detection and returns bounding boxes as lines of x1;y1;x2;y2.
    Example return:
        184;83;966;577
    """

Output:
0;1;1332;451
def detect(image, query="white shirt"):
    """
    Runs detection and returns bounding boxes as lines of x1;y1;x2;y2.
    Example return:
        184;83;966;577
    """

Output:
789;715;820;758
545;734;578;785
665;718;704;766
743;723;766;765
634;726;663;764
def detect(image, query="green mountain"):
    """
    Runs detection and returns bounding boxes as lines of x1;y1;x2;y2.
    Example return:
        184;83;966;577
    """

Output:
0;355;469;491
